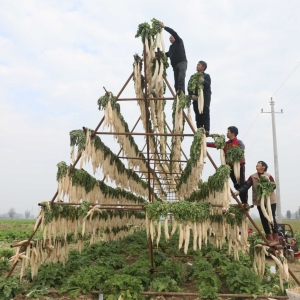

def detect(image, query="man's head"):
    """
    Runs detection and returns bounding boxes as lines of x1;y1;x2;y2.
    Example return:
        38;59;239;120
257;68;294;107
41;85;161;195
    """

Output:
197;61;207;72
227;126;238;139
169;35;175;43
256;161;268;173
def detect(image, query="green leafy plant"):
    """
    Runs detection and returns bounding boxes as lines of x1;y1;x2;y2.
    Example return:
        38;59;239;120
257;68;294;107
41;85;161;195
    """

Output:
207;165;231;192
120;258;152;288
187;72;204;95
157;259;186;285
135;22;152;43
60;266;114;298
211;134;226;149
221;262;261;295
196;270;221;300
189;256;214;279
104;274;144;300
0;248;14;259
176;129;204;189
150;276;181;292
96;254;125;269
0;259;10;276
225;146;244;164
30;263;67;288
257;175;276;200
0;275;24;300
209;251;230;269
153;250;167;267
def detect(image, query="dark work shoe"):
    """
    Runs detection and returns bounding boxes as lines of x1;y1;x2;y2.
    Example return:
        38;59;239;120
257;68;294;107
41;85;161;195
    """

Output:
205;131;210;137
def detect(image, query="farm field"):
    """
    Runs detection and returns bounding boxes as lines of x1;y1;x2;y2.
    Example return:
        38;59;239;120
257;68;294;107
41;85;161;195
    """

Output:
248;218;300;233
0;218;300;299
0;219;37;244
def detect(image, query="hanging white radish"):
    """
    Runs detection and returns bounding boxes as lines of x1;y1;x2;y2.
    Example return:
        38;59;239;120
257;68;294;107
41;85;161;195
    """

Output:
197;88;204;114
160;30;165;53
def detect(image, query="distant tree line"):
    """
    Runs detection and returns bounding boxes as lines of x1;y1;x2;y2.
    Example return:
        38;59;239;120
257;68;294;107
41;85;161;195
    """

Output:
0;208;33;219
285;207;300;219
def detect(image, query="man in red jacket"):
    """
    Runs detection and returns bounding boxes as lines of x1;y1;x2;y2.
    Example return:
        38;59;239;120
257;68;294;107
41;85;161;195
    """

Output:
207;126;247;203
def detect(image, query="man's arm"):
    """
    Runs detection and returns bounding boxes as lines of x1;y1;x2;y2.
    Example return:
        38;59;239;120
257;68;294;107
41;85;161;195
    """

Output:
237;139;245;151
164;27;181;41
203;74;211;89
237;176;253;194
269;175;276;190
206;142;216;148
158;21;181;41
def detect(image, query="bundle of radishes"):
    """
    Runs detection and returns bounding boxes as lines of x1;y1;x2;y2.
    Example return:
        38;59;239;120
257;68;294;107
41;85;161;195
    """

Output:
225;146;244;184
171;94;184;174
176;130;206;200
211;134;226;165
256;175;276;225
187;72;204;114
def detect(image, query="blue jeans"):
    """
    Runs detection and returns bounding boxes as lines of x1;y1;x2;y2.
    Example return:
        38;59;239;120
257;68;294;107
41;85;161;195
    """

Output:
173;61;187;94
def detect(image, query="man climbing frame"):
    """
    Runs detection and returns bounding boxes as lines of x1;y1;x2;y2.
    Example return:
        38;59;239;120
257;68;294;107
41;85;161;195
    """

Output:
207;126;247;202
158;22;188;93
188;61;212;135
235;161;279;246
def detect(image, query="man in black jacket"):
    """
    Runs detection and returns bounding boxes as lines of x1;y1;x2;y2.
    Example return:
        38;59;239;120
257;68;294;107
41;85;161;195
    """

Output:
158;22;187;93
188;61;211;135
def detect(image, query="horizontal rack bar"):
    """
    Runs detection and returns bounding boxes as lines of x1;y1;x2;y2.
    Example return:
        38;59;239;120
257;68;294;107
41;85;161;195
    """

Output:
95;132;194;137
117;97;174;101
38;202;244;208
42;290;288;299
117;156;187;163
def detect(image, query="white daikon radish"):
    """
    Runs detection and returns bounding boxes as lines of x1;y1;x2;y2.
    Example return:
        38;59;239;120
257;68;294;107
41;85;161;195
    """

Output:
171;220;178;236
220;149;226;165
156;221;161;248
266;196;273;225
178;224;184;250
197;88;204;114
233;161;240;184
161;30;165;53
260;196;272;224
184;223;190;254
164;218;170;241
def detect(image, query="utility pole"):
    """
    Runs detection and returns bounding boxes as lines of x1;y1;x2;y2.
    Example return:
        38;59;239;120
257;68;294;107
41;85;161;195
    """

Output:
261;98;283;222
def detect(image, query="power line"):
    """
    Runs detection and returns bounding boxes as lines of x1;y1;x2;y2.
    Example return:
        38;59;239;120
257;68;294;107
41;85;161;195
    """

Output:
242;62;300;139
272;62;300;97
282;90;300;109
242;113;262;139
242;100;271;139
247;122;271;150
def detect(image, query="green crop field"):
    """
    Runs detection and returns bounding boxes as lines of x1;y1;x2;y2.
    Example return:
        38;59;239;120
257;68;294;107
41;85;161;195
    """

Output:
0;219;37;244
248;218;300;234
1;218;299;300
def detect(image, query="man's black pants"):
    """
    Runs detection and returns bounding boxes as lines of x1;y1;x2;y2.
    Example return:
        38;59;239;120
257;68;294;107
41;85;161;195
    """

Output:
257;204;278;234
173;61;187;93
230;163;248;204
192;96;211;132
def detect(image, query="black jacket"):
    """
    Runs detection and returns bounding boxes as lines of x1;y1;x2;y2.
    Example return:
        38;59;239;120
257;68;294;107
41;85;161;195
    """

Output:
188;73;211;98
164;27;187;68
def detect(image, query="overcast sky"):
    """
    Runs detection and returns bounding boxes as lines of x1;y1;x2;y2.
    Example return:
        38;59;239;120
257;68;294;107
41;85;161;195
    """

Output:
1;0;300;219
